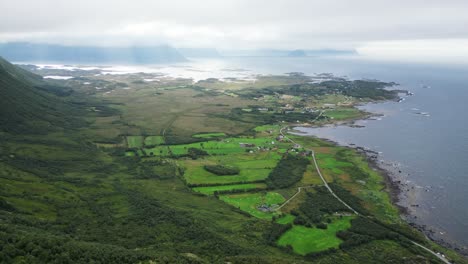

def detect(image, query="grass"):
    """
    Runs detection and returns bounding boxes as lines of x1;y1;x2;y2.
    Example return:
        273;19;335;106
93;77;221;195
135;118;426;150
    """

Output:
139;135;290;158
253;125;280;132
183;162;272;185
314;147;400;222
144;136;165;146
324;108;364;121
277;216;353;255
182;152;281;185
126;136;144;148
192;132;226;138
192;183;267;195
219;192;285;219
276;214;296;225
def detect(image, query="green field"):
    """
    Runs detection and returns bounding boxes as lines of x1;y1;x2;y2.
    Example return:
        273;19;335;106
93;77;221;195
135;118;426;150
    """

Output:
126;136;144;148
276;214;296;225
183;163;272;185
254;124;280;132
139;136;289;157
144;136;165;146
182;152;281;185
192;132;226;138
278;216;353;255
324;108;363;120
192;183;267;195
219;192;285;219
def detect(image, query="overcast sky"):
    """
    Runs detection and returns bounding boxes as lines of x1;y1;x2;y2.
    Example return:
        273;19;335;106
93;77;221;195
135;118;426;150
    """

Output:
1;0;468;60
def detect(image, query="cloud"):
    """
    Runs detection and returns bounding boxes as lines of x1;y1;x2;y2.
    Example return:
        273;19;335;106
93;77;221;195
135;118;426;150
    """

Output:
0;0;467;51
357;39;468;63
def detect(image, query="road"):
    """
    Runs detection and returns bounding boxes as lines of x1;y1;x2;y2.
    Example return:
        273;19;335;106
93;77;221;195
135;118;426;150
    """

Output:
278;126;452;264
274;185;313;211
279;126;358;215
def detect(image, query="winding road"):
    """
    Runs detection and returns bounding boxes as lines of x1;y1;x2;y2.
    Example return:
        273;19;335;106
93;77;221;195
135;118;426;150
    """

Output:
277;126;451;264
278;126;358;215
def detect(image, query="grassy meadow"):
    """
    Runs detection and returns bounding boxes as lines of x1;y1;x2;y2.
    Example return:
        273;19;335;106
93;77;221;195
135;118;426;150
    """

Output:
278;216;354;255
220;192;285;219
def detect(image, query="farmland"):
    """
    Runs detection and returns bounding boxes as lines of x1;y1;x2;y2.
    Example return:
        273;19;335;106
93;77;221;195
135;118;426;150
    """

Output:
3;60;465;264
126;135;144;148
220;192;285;219
192;132;227;138
278;216;354;255
143;135;165;146
192;183;267;195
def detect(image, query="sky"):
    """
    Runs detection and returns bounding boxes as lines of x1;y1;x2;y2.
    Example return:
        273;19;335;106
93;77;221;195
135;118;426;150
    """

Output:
1;0;468;61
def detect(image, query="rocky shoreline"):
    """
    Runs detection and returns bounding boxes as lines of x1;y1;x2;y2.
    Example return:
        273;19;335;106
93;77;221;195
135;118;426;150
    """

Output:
357;145;468;256
292;123;468;256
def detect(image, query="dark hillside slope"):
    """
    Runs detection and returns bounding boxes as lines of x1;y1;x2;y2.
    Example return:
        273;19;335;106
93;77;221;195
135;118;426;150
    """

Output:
0;57;84;134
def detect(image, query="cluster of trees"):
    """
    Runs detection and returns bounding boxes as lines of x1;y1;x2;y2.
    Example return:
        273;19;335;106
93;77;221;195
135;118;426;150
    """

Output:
266;155;309;189
130;161;176;180
223;108;322;125
336;217;411;250
187;180;265;188
304;248;338;259
187;147;209;159
0;226;152;264
264;223;293;246
213;187;266;197
204;165;240;175
328;183;368;214
343;80;398;100
0;198;16;212
237;78;397;102
291;187;350;227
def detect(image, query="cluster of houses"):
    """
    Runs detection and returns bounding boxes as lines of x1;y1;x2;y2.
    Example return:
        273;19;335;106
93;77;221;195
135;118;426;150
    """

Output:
239;138;312;157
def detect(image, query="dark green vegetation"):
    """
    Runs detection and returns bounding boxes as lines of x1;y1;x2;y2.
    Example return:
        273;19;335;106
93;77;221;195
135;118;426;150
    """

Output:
265;155;310;189
293;187;352;225
0;57;84;134
237;79;398;101
1;57;465;263
204;165;240;175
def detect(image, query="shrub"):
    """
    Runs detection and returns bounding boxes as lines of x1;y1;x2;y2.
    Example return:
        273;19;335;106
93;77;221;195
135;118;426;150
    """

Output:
266;155;309;189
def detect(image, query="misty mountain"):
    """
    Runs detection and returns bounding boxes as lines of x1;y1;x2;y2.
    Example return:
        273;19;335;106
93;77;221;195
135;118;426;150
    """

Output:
287;49;307;57
0;42;187;64
177;48;221;58
220;49;357;57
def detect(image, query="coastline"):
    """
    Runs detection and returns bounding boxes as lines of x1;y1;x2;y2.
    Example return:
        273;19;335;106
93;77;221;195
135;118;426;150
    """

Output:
292;117;468;256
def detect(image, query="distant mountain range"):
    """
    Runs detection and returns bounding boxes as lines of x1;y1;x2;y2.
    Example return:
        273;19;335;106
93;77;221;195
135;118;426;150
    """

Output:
219;49;357;57
177;48;222;58
287;49;307;57
0;42;357;63
0;42;187;64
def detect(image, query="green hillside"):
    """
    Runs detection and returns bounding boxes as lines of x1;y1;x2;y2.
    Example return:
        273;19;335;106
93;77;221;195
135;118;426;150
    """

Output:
0;58;294;263
0;56;84;134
